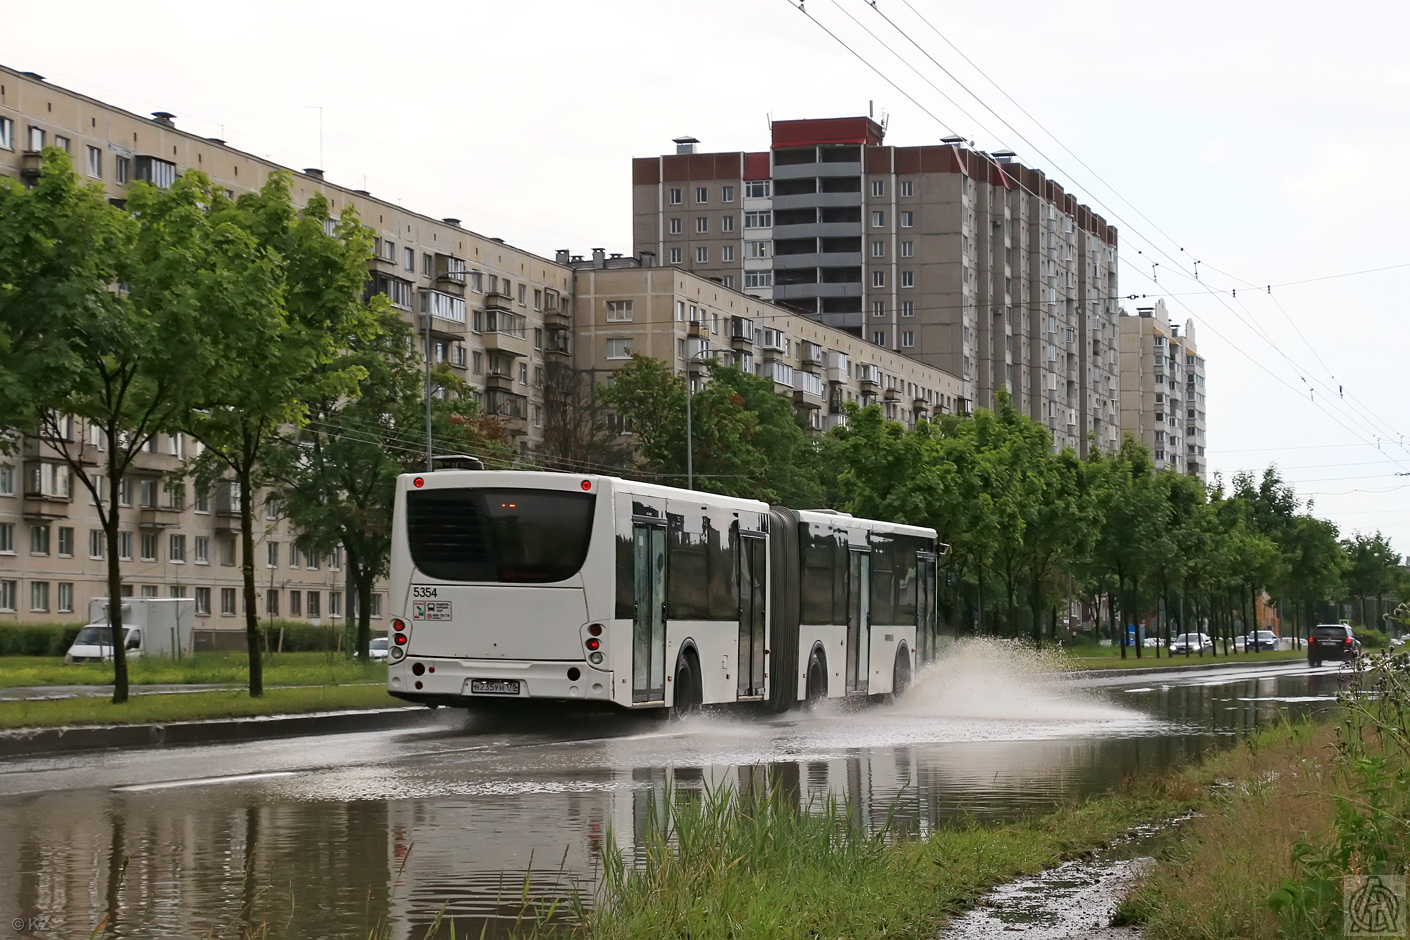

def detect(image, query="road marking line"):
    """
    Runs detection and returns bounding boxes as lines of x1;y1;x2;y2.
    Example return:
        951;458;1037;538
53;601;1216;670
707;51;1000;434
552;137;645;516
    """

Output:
113;771;299;792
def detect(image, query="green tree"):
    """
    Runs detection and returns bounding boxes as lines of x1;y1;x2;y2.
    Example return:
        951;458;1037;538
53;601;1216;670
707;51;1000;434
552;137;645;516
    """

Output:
1342;531;1401;628
596;354;686;482
185;174;375;695
0;152;217;702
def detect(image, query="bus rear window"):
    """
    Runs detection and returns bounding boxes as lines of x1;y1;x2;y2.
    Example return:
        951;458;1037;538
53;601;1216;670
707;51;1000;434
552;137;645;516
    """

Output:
406;488;596;583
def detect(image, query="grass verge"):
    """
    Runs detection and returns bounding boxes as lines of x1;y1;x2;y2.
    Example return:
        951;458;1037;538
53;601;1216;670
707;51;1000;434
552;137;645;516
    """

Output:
0;651;385;689
1063;647;1307;670
0;684;407;730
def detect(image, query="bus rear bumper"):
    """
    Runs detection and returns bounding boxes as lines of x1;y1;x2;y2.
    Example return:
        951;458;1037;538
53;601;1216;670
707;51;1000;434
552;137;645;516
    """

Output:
388;657;615;705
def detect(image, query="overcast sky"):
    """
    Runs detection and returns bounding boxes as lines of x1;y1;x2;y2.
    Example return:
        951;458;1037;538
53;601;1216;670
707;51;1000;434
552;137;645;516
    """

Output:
6;0;1408;557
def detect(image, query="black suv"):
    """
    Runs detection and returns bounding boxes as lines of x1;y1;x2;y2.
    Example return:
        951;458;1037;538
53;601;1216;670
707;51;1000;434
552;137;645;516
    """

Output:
1308;624;1361;666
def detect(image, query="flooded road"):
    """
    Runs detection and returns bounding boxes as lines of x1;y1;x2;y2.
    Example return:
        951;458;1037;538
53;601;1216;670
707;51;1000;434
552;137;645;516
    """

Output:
0;651;1349;939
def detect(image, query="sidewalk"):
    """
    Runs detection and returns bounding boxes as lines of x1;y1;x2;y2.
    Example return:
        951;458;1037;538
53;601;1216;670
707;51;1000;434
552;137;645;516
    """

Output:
0;704;442;758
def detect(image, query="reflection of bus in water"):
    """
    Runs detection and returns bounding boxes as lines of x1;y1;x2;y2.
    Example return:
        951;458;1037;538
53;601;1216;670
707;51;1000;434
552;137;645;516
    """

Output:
387;470;945;713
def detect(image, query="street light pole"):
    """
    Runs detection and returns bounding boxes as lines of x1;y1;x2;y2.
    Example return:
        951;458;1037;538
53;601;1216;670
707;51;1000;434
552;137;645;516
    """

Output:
683;346;715;491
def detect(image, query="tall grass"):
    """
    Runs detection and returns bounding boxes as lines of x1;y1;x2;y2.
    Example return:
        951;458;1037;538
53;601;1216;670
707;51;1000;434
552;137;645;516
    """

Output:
0;651;385;689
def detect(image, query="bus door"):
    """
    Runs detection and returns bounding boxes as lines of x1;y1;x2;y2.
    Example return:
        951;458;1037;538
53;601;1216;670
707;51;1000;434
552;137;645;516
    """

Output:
917;552;937;664
736;531;767;699
632;521;668;704
846;550;870;694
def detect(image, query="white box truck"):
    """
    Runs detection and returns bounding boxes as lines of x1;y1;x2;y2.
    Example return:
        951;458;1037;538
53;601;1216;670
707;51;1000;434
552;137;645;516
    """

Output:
64;597;197;663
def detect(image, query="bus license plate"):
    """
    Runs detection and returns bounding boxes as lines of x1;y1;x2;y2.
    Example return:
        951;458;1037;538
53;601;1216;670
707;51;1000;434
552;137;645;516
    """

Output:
471;679;521;695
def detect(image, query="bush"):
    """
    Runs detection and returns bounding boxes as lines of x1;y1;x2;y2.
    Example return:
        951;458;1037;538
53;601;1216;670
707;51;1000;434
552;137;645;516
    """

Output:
0;622;86;656
1355;627;1389;650
258;620;351;653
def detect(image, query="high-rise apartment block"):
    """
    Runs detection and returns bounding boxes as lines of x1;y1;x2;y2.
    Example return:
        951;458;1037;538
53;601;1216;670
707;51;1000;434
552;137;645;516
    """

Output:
632;117;1123;453
1118;300;1208;479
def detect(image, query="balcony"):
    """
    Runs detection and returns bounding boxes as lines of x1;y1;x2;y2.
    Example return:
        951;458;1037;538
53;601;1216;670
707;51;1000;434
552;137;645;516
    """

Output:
138;507;181;528
799;342;824;369
485;289;514;310
545;333;572;358
883;388;900;401
483;310;529;357
545;309;572;330
20;151;44;180
857;364;881;388
486;372;515;391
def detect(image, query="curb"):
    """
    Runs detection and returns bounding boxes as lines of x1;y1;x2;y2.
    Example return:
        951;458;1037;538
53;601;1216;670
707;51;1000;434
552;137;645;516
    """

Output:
0;706;447;758
1065;657;1308;680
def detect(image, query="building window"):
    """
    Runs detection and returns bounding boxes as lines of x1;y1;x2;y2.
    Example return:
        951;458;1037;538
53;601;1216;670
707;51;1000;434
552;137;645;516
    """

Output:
902;330;915;347
901;271;915;288
118;477;131;507
0;581;14;612
606;338;634;360
873;331;886;346
30;581;49;613
871;180;885;197
871;211;885;227
114;155;130;185
267;541;279;568
695;216;709;234
745;180;771;198
696;186;708;203
88;529;106;559
221;587;237;615
722;275;735;288
901;241;914;257
289;544;302;568
57;527;74;557
54;136;71;154
141;532;158;562
722;245;735;262
0;117;13;151
329;592;341;618
722;185;735;202
744;210;771;228
289;590;302;617
901;301;915;317
119;531;133;561
872;270;886;288
266;590;279;617
0;523;12;554
86;145;103;178
370;594;383;618
669;217;683;235
0;463;12;496
900;211;914;227
170;534;186;563
872;240;885;258
219;536;236;567
194;536;210;565
900;180;914;197
872;301;886;318
722;215;737;233
743;271;773;289
518;362;529;385
669;248;683;264
695;246;709;263
668;187;682;205
330;546;342;570
746;240;771;259
28;126;45;150
58;582;74;613
30;525;50;556
308;591;321;619
194;587;211;616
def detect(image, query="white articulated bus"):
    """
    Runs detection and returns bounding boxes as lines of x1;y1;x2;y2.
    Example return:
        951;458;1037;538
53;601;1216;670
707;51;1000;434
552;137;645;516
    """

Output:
386;469;943;714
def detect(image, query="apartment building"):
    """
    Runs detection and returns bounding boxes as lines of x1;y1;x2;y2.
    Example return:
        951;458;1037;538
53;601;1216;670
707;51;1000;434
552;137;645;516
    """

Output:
631;117;1122;454
0;65;574;628
1118;300;1208;479
566;251;966;433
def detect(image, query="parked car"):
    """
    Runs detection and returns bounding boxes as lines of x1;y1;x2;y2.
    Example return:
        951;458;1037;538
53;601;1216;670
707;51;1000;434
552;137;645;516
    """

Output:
1308;624;1360;666
368;636;390;663
1244;630;1279;652
1170;632;1215;655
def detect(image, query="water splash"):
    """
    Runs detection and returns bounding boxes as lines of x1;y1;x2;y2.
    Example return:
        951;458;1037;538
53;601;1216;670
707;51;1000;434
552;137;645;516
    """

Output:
894;638;1134;722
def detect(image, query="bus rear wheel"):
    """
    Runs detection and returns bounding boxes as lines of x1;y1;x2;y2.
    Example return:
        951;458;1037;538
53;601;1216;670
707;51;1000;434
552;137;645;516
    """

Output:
670;651;702;719
805;652;828;708
892;646;913;699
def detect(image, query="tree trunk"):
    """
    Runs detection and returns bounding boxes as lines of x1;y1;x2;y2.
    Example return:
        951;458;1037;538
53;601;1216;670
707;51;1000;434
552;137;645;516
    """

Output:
240;466;264;697
105;437;128;704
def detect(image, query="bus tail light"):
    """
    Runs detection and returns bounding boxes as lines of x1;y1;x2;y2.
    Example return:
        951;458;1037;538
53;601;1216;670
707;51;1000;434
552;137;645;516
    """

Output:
585;623;605;666
390;618;409;662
